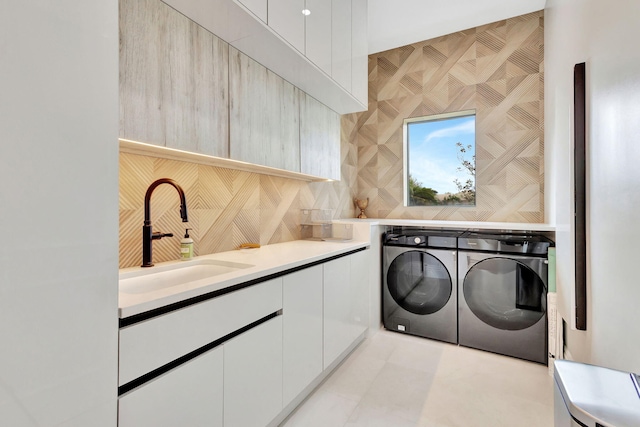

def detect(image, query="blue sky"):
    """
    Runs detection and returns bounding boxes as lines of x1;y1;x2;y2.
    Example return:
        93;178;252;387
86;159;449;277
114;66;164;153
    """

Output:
407;115;476;194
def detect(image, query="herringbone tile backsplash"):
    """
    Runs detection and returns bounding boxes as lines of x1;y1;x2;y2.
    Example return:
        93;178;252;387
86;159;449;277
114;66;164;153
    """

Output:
356;11;545;221
119;115;359;268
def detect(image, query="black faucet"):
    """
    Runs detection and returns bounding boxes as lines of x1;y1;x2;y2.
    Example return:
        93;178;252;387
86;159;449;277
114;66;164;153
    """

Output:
141;178;189;267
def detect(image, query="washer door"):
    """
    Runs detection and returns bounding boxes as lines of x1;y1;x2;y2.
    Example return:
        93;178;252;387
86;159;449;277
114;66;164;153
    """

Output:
387;250;452;315
463;257;546;330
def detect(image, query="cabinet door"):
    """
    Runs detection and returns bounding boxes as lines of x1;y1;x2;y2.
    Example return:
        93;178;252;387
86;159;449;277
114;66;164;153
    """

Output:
268;0;305;53
224;316;283;427
283;265;323;406
304;0;331;75
118;346;223;427
237;0;267;23
299;92;340;180
323;256;352;369
350;249;369;338
351;0;368;105
331;0;352;91
119;0;229;157
229;47;301;172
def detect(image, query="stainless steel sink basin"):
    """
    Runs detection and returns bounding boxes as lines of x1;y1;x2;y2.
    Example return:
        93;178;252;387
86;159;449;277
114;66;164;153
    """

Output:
119;259;254;294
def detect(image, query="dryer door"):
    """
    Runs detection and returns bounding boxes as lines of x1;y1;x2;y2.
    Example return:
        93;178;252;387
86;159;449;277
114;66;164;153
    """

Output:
462;256;547;330
386;250;452;315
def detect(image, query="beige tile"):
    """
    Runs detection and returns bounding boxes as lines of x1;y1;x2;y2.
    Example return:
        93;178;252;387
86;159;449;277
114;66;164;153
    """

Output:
418;344;553;427
283;330;554;427
435;345;553;407
321;352;386;402
348;330;405;362
386;334;447;374
282;390;359;427
419;384;552;427
344;403;421;427
355;362;436;423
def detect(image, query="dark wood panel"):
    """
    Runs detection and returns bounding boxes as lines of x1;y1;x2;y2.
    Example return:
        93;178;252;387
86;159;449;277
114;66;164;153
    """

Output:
574;62;587;331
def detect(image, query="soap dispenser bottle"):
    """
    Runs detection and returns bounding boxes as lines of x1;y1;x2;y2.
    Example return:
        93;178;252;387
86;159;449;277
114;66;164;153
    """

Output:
180;228;194;260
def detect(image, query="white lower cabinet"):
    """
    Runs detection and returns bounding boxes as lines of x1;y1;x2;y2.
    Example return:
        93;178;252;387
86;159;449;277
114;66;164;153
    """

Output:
119;278;282;386
118;346;223;427
323;251;369;369
224;316;283;427
349;249;369;339
118;249;369;427
283;265;323;406
323;256;353;369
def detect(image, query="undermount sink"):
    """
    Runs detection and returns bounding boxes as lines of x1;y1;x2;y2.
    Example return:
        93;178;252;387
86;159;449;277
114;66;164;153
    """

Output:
119;259;254;294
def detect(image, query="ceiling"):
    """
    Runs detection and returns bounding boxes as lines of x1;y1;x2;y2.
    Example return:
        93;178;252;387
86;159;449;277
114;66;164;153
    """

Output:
367;0;547;54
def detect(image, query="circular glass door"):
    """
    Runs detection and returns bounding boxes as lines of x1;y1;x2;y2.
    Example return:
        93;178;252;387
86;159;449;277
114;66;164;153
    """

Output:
463;258;546;330
387;250;452;315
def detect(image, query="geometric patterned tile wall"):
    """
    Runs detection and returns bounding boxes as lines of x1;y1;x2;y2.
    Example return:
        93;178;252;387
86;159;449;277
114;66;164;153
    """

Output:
119;115;359;268
355;11;545;222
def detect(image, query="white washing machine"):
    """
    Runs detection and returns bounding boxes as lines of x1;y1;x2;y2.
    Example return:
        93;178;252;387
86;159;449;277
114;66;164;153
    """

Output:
382;228;463;344
458;231;552;364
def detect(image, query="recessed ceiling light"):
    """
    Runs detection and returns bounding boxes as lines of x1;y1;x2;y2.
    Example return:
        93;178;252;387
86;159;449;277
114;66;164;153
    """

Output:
302;9;311;16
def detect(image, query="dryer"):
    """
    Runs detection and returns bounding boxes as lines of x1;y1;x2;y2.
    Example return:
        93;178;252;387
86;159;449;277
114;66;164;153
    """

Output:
457;232;553;364
382;228;462;344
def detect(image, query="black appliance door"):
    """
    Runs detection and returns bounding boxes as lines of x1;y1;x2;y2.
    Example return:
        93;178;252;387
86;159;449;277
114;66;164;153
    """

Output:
463;257;546;330
386;250;452;315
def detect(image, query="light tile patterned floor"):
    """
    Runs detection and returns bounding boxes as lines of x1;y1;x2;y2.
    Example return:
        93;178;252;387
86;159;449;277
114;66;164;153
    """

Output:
281;330;554;427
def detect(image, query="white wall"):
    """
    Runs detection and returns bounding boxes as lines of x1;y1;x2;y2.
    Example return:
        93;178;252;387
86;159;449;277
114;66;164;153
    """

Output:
368;0;546;54
0;1;119;426
546;0;640;371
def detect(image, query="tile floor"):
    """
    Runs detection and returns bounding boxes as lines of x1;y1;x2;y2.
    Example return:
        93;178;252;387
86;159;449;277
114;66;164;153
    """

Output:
281;330;554;427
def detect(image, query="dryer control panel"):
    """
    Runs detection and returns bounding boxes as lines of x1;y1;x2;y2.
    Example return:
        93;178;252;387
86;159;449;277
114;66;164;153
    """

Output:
383;229;462;249
457;232;553;256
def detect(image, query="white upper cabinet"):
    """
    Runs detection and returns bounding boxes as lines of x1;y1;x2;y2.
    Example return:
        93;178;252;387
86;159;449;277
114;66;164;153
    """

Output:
331;0;352;92
161;0;367;113
229;47;301;172
120;0;229;157
351;0;368;105
304;0;332;76
237;0;267;22
300;92;340;180
268;0;306;53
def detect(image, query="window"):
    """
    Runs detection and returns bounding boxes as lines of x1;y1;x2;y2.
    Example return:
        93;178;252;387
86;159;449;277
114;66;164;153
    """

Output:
403;110;476;207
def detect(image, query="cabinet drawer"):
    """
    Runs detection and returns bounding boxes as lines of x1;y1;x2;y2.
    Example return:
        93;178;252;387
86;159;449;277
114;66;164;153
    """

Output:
119;278;282;386
118;346;223;427
224;316;283;427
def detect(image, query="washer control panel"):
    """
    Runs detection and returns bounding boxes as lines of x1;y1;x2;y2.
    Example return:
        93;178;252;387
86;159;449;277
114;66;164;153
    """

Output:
383;232;456;248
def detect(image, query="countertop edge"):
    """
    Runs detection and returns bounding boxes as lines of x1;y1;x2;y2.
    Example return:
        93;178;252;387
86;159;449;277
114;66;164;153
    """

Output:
336;218;556;231
119;240;370;319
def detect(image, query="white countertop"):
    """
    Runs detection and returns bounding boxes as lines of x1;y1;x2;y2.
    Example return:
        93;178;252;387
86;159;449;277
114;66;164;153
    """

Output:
119;239;369;318
346;218;555;232
554;360;640;426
